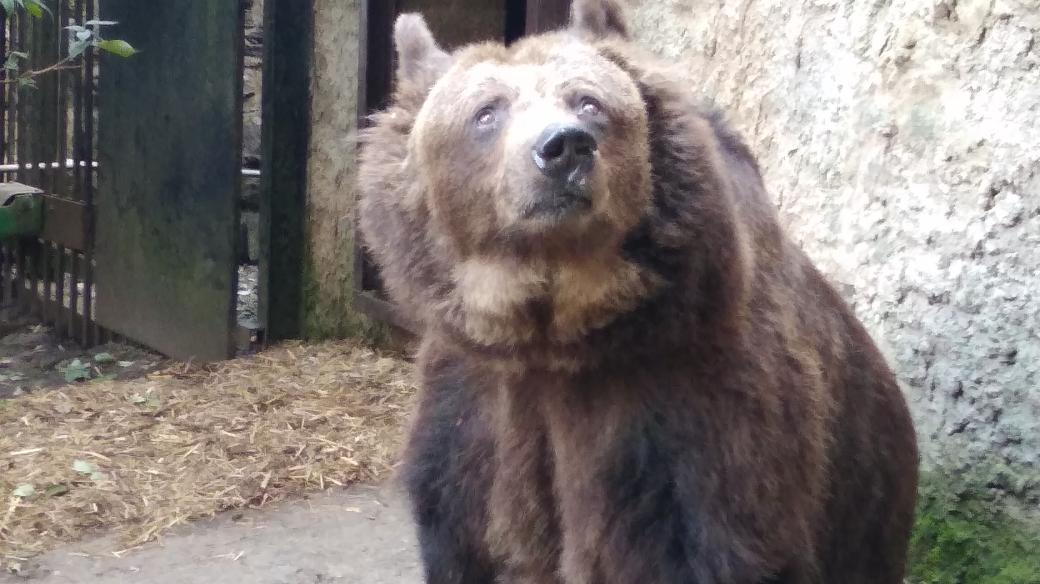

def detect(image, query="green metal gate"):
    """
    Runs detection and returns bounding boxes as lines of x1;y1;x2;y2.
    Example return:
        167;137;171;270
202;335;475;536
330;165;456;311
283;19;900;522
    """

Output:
95;1;244;361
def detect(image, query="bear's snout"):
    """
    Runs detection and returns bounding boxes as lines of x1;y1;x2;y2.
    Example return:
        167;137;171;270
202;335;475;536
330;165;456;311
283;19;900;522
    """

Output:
531;123;597;184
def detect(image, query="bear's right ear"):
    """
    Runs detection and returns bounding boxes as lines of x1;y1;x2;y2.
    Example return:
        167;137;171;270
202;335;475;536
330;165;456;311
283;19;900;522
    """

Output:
394;14;452;95
570;0;630;41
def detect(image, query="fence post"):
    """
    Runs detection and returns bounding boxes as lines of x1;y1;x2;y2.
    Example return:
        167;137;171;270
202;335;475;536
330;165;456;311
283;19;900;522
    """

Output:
258;0;314;341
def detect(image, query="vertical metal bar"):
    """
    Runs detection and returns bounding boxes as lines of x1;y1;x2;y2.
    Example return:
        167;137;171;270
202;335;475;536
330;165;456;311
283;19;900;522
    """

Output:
68;251;81;340
13;239;24;305
28;11;44;190
25;240;38;316
7;14;19;172
54;0;69;199
0;10;8;166
44;0;60;197
56;245;66;324
84;0;95;199
16;11;29;185
4;244;13;305
81;0;96;345
82;253;93;343
71;0;83;202
40;240;52;324
0;244;8;306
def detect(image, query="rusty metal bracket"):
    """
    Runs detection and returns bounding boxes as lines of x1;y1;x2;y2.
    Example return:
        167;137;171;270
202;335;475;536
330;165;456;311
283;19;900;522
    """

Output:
40;194;90;252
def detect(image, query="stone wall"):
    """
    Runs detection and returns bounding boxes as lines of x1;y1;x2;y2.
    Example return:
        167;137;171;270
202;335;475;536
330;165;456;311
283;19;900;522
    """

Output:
242;0;264;167
238;0;264;266
627;0;1039;513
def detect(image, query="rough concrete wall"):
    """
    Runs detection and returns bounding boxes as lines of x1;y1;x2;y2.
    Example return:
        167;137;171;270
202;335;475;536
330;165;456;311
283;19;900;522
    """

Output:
240;0;264;265
628;0;1040;511
242;0;264;166
306;0;367;337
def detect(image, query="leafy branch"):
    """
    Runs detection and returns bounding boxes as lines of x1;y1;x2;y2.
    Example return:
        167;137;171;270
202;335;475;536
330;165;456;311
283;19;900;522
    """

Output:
1;0;137;89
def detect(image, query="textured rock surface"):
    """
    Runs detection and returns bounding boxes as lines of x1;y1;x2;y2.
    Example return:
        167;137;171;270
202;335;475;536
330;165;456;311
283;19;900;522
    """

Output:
242;0;264;167
628;0;1039;513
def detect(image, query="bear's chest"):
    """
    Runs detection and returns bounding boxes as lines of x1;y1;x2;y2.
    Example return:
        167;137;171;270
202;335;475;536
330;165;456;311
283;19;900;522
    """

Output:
484;371;696;582
480;366;817;584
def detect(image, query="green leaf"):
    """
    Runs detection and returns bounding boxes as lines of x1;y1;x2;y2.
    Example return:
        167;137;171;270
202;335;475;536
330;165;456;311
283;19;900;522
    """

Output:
72;459;97;475
0;0;16;14
12;484;35;498
24;1;40;17
44;483;69;497
26;0;50;17
68;38;90;59
17;77;37;90
63;358;91;382
93;352;116;364
5;52;26;71
97;39;136;58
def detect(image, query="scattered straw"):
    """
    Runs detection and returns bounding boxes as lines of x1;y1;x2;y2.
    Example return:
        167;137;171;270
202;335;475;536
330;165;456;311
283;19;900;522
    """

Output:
0;340;417;563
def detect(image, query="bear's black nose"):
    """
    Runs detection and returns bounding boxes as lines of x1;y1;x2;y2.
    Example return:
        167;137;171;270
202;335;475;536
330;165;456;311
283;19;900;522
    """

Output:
532;124;597;182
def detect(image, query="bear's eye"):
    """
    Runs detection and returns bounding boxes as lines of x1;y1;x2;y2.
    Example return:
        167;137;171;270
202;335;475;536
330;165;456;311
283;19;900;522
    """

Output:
474;106;497;128
578;96;603;117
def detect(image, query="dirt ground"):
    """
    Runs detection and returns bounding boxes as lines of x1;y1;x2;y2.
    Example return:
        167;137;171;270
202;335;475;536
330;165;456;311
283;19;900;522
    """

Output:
1;484;422;584
0;318;163;399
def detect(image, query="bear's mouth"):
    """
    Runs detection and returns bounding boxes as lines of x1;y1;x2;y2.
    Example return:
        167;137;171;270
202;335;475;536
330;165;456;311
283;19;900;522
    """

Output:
520;189;592;221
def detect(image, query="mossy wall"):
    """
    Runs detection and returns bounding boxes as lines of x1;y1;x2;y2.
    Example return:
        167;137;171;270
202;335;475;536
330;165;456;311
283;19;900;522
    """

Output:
909;472;1040;584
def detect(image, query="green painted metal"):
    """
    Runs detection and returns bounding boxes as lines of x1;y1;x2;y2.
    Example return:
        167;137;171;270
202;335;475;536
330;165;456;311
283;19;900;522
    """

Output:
0;192;43;239
95;1;243;361
259;0;314;341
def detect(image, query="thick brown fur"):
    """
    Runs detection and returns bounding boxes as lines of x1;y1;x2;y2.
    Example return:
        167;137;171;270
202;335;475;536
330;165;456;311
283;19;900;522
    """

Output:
358;2;919;583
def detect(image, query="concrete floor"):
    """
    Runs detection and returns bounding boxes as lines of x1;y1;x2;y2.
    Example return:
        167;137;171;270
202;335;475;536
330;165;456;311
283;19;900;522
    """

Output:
2;484;423;584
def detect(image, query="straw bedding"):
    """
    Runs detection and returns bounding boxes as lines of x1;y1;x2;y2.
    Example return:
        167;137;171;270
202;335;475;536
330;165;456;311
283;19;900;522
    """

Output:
0;340;417;565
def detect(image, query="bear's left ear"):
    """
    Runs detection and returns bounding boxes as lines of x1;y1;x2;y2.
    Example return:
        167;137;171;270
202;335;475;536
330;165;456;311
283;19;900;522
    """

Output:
570;0;630;41
394;13;452;94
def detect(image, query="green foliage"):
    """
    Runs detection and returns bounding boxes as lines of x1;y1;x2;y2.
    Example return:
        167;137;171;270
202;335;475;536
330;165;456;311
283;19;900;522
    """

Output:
3;3;136;87
61;358;90;382
67;21;137;60
0;0;49;18
97;38;136;58
909;474;1040;584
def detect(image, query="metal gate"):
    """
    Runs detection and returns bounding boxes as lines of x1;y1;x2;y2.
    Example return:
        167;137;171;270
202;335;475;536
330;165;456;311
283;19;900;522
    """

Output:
0;1;103;347
0;1;251;362
94;1;243;362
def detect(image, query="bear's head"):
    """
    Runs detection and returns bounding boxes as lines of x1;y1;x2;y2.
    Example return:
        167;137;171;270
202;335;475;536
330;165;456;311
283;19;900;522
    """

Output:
360;0;757;359
397;2;649;260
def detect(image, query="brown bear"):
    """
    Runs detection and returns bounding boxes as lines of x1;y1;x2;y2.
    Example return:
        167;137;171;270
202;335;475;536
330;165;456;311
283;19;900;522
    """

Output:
358;1;919;583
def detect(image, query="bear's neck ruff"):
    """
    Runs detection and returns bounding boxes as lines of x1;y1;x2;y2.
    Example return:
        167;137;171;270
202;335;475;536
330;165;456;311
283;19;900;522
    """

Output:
445;251;662;354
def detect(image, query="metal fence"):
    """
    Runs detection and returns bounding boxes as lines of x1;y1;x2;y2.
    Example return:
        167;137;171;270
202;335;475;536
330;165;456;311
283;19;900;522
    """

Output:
0;1;103;347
